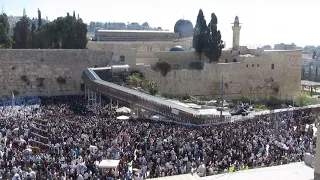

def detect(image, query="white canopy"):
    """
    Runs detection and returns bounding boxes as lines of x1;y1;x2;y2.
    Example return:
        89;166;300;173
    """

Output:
117;115;130;120
98;159;119;169
116;107;131;114
89;145;98;153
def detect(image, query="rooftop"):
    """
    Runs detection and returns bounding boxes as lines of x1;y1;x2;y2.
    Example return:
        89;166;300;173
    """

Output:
97;30;176;33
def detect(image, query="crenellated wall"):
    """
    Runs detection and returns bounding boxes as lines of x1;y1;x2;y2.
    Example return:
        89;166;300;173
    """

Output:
0;49;112;98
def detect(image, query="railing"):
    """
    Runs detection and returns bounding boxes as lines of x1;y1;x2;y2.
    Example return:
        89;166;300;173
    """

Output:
82;68;229;124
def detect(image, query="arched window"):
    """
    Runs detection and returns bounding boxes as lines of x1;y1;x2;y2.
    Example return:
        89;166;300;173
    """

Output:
233;58;237;62
120;55;125;62
225;58;228;63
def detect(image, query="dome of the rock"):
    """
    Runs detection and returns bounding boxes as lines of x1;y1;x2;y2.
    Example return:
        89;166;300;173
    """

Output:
174;19;193;37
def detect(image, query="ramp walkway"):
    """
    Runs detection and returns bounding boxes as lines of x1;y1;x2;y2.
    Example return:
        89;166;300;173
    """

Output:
82;67;229;124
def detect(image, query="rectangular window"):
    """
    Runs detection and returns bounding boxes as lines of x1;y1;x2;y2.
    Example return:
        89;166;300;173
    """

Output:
252;64;254;67
257;64;259;67
271;64;274;69
246;64;248;67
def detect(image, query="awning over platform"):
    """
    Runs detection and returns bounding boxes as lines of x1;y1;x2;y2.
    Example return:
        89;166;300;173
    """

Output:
301;80;320;86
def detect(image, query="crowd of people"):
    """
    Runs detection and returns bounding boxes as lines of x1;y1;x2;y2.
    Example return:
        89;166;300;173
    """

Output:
0;95;317;180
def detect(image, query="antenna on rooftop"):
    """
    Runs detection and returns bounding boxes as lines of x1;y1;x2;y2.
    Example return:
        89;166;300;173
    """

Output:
1;5;4;14
182;14;185;20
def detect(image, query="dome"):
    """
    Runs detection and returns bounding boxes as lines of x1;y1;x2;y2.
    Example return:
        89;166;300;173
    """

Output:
169;46;185;51
174;19;194;37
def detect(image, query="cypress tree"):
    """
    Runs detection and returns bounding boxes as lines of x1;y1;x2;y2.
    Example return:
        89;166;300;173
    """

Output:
204;13;224;63
193;9;209;60
37;8;42;29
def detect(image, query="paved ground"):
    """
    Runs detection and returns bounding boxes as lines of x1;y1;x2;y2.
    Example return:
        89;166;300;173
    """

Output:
202;162;313;180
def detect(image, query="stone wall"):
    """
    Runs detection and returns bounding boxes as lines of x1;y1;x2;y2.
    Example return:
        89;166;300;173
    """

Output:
87;41;193;52
0;49;112;98
139;50;302;100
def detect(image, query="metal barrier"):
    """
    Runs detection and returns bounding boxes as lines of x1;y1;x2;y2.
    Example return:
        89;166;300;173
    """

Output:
82;68;229;124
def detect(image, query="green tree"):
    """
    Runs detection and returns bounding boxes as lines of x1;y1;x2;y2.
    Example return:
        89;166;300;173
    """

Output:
126;73;143;87
295;92;311;107
193;9;209;60
204;13;224;63
12;16;32;49
142;22;149;27
0;13;12;48
30;22;37;48
147;82;158;95
35;13;88;49
37;8;42;29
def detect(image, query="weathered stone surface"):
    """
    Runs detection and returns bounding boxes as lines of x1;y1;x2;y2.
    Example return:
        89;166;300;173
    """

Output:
0;49;112;97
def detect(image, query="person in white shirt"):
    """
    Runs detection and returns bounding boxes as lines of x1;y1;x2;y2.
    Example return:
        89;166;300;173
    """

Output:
12;173;21;180
83;172;90;180
77;174;84;180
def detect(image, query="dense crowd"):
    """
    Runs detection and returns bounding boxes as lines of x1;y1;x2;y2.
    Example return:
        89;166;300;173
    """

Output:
0;95;317;180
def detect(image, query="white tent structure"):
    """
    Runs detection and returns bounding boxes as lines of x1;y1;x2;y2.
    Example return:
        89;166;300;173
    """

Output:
152;174;200;180
116;107;131;114
116;115;130;120
202;162;313;180
98;159;119;169
88;145;98;153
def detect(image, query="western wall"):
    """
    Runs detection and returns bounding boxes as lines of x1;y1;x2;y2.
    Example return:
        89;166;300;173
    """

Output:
0;49;112;98
0;46;302;101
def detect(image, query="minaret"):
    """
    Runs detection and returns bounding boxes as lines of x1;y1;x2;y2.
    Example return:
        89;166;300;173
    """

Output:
23;8;26;17
232;16;241;50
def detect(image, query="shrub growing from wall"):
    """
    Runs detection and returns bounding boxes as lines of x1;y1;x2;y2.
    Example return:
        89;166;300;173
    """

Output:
153;61;171;76
56;76;67;84
36;78;45;87
20;75;30;85
189;61;204;70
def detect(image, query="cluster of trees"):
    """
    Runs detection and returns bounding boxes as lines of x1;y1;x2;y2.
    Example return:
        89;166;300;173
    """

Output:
192;9;224;63
0;10;88;49
0;13;12;48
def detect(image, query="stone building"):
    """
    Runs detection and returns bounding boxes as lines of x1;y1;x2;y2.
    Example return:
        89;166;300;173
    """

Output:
94;30;179;41
274;43;297;50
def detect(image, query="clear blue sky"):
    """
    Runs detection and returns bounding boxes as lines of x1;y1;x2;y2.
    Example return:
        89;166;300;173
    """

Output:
2;0;319;48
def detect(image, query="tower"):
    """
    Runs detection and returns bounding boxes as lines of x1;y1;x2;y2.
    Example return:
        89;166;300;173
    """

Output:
23;8;26;17
232;16;241;50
